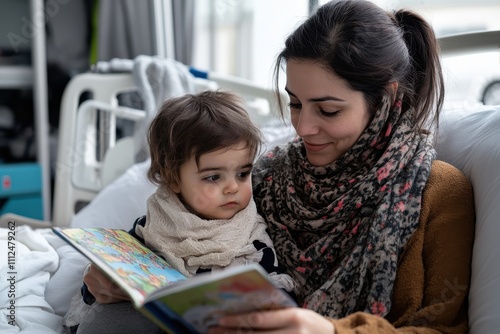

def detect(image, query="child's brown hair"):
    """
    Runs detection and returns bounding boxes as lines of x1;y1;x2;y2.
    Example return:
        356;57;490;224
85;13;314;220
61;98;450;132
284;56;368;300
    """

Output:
147;90;263;189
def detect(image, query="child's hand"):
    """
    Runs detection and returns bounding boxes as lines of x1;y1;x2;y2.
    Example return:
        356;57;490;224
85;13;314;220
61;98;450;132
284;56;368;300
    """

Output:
83;264;130;304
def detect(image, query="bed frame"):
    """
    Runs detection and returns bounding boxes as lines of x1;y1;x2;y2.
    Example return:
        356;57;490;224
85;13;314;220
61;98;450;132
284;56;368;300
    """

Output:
3;70;281;227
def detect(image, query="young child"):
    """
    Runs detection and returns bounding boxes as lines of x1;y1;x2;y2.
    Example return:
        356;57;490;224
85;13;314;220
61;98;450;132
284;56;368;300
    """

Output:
133;90;294;287
72;90;294;334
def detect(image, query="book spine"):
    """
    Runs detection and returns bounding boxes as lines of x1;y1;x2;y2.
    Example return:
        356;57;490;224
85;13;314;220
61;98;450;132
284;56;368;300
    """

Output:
142;301;200;334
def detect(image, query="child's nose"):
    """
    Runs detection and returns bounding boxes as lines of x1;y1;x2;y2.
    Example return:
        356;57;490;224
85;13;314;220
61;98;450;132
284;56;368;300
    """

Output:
223;178;239;194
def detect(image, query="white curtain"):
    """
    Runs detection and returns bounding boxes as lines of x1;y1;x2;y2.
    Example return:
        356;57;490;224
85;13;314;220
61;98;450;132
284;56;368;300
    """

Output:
172;0;195;65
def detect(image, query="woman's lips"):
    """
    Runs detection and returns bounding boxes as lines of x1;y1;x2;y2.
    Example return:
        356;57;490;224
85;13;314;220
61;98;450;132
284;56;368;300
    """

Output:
304;141;329;152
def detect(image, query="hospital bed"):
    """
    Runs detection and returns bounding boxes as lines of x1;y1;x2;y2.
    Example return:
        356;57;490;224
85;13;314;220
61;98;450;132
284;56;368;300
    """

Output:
1;30;499;334
52;68;286;228
0;60;294;333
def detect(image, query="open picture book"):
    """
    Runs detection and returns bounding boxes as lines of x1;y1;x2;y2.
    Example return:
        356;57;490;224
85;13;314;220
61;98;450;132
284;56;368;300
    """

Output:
52;227;297;333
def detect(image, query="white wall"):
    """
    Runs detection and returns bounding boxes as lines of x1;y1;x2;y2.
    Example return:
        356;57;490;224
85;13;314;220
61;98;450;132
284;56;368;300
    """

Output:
192;0;308;88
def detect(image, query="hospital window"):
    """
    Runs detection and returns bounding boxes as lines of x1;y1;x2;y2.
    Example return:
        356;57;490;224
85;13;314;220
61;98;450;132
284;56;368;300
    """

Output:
191;0;500;106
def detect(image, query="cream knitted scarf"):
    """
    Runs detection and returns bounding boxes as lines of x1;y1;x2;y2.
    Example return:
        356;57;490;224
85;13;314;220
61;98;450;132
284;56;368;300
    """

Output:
136;187;276;277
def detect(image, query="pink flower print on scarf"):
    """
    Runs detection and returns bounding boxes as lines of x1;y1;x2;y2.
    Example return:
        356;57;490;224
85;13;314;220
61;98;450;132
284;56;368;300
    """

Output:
305;181;314;192
399;181;411;195
384;123;392;138
296;267;307;274
334;199;344;213
370;301;387;316
377;161;394;182
351;222;360;235
300;254;312;262
377;166;390;182
394;201;405;212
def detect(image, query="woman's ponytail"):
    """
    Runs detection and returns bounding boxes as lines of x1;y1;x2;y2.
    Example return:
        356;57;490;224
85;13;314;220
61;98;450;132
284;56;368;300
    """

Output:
275;1;443;133
393;10;444;131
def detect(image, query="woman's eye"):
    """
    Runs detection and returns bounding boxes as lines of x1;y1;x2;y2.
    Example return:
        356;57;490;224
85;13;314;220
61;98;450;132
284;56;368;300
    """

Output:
288;102;302;110
319;108;340;117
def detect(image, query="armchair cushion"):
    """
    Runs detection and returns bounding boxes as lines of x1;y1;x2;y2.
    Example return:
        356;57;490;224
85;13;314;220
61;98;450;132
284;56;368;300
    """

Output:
436;105;500;334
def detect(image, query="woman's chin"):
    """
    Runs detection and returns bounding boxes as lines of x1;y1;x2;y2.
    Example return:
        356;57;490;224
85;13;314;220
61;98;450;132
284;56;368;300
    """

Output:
306;154;337;167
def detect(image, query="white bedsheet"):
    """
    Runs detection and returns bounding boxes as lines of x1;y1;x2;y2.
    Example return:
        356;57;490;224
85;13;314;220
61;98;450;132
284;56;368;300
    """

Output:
0;225;63;333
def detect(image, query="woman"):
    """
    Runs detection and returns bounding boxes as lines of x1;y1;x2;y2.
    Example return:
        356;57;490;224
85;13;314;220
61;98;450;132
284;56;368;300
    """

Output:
210;0;474;333
84;1;475;333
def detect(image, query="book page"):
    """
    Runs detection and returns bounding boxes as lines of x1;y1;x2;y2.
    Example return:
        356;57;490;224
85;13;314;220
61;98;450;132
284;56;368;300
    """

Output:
56;228;186;304
146;264;296;333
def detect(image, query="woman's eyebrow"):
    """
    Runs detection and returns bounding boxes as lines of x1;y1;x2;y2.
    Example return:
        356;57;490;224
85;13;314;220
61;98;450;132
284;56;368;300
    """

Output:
285;87;346;102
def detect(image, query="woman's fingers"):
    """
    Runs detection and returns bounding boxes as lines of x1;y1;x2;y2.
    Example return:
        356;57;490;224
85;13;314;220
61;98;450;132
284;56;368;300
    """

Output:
209;308;335;334
218;308;288;329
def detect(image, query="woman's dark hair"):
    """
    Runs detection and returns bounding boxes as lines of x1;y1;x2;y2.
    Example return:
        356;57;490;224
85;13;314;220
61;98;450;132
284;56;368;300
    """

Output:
147;90;263;188
274;0;444;132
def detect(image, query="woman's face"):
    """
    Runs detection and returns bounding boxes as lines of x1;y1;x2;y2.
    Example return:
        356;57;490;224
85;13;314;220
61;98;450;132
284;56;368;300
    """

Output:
286;59;371;166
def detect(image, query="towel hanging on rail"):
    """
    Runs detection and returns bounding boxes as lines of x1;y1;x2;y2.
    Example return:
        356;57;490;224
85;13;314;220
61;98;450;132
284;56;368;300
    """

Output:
92;55;198;160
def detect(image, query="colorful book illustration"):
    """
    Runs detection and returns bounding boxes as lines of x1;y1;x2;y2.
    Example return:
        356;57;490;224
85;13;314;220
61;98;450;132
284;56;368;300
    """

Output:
53;227;297;334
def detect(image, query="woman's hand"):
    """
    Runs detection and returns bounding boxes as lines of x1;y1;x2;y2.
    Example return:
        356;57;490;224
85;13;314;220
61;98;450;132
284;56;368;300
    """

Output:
208;307;335;334
83;263;130;304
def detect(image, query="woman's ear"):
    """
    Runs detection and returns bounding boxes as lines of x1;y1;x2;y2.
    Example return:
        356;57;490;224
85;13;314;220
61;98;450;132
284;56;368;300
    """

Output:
387;82;399;103
389;82;398;94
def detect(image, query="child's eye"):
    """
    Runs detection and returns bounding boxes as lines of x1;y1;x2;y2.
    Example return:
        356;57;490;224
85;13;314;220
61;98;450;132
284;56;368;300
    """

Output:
203;175;220;182
237;171;251;180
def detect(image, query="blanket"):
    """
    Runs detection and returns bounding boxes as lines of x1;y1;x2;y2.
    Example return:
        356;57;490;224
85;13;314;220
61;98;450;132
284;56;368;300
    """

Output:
0;225;62;333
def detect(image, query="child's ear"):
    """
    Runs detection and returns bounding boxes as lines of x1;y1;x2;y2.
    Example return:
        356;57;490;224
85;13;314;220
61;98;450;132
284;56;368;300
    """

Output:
170;181;181;194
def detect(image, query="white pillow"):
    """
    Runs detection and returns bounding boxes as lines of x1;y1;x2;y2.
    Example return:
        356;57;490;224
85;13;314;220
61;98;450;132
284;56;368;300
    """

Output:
70;159;156;230
436;105;500;334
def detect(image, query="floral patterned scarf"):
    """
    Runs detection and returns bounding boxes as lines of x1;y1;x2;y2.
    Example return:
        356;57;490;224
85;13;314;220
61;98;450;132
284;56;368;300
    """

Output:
252;94;435;318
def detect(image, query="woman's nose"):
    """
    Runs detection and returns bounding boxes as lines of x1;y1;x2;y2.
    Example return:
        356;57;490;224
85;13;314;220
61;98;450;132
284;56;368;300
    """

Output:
294;108;320;137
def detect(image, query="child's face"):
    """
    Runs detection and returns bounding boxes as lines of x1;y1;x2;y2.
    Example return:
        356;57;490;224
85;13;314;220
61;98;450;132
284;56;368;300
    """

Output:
171;142;254;220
